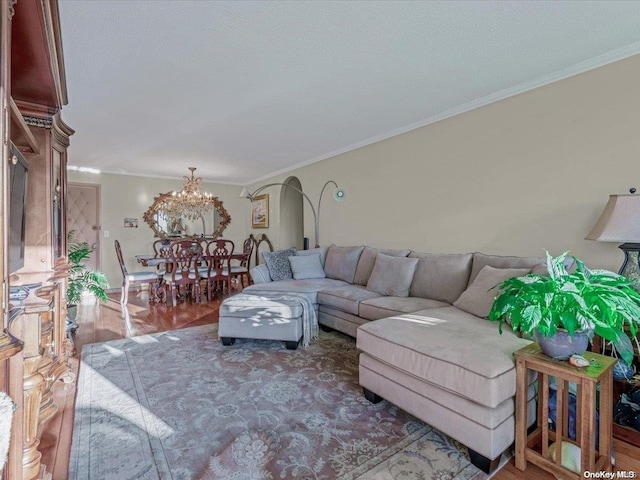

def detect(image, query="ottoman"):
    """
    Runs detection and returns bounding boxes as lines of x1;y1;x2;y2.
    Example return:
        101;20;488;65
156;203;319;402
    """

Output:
219;293;304;350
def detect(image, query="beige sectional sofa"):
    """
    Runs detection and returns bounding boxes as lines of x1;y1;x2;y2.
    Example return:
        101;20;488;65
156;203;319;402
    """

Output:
246;244;541;472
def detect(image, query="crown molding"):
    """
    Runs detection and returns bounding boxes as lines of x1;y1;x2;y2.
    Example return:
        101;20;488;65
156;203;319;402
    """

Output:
246;42;640;186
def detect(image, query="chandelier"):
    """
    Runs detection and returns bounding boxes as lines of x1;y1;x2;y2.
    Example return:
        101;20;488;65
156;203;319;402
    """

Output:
159;167;216;222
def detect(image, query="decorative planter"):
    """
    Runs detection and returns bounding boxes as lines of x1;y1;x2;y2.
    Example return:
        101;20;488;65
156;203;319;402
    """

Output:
612;359;635;381
535;330;590;360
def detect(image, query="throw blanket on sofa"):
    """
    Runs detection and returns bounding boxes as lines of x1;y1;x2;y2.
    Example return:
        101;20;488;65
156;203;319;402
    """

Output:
240;290;319;347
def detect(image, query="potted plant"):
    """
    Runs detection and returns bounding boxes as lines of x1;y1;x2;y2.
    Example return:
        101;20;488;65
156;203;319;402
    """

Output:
488;251;640;365
67;231;109;329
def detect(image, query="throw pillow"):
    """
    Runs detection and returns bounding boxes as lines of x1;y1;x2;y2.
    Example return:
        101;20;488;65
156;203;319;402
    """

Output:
324;245;365;283
353;247;411;286
262;247;297;281
288;254;326;280
453;265;530;318
296;247;328;267
366;253;419;297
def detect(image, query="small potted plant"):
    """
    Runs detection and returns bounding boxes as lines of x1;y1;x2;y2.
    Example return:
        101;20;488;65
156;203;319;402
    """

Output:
488;251;640;364
67;231;109;329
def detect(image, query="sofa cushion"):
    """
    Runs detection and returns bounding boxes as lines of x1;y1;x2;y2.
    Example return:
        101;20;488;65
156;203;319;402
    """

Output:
262;247;297;281
366;254;418;297
359;296;449;321
317;285;382;315
356;305;533;408
288;254;326;280
243;278;348;305
469;252;545;286
296;247;328;267
408;252;473;304
454;266;530;318
324;245;365;283
353;247;411;286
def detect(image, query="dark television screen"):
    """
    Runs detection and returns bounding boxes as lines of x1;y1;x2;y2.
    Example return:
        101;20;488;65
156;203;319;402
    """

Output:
9;143;28;273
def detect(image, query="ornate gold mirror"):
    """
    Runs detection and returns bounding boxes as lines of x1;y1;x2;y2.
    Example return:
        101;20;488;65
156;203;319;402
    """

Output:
143;191;231;239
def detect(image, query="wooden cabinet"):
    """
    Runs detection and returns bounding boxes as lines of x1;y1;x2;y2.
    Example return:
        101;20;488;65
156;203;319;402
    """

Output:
1;1;73;478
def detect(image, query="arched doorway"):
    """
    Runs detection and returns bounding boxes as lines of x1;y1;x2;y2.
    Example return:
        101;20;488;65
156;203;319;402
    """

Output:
279;176;304;250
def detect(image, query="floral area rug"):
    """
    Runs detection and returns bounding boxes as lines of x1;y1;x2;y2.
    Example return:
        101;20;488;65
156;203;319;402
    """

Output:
69;324;489;480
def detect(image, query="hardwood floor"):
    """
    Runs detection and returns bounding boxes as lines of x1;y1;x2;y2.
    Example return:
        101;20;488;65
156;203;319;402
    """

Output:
39;288;220;479
37;288;640;479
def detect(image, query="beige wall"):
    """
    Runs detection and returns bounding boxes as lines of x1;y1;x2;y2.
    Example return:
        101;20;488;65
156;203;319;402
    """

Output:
67;171;248;288
249;54;640;273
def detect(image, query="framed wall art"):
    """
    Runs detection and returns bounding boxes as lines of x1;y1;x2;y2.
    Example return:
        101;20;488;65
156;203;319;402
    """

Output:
251;194;269;228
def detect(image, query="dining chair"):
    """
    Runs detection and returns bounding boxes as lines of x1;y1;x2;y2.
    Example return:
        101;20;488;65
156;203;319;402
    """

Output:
114;239;160;305
199;239;234;301
163;240;203;306
230;237;254;289
152;239;172;274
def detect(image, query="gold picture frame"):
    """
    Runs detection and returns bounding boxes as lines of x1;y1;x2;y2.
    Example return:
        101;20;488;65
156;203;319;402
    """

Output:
251;194;269;228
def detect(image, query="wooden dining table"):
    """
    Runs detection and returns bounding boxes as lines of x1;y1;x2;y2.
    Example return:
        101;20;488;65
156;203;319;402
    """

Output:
135;253;249;303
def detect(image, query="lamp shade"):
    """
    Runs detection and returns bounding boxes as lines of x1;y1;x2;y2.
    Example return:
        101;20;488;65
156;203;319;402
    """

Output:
586;194;640;242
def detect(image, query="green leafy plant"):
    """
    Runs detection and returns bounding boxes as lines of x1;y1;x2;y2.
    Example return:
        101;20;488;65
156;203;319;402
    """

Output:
488;251;640;365
67;231;109;305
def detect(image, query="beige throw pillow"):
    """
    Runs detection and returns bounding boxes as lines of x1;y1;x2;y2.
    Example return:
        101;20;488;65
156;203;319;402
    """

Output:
324;245;365;283
453;265;530;318
366;253;419;297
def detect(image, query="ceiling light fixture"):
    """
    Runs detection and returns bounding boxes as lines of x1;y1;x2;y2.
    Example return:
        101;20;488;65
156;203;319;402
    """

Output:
160;167;216;222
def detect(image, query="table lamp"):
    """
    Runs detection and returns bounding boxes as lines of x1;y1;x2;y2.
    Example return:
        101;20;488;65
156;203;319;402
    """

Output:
586;189;640;287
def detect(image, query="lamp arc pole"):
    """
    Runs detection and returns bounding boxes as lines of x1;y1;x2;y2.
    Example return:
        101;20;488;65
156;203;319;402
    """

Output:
242;180;342;248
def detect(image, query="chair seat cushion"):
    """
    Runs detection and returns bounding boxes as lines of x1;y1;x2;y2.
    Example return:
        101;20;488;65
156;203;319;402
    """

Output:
230;266;248;273
198;267;229;277
126;271;160;282
164;270;199;281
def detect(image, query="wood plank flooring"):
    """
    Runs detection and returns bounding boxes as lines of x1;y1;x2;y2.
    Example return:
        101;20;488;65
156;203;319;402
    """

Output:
38;288;640;480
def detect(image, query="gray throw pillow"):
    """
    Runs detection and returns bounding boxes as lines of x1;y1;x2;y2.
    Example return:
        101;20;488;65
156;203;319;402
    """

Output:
353;247;411;286
324;245;365;283
453;265;530;318
288;254;326;280
262;247;297;281
366;253;419;297
296;247;328;267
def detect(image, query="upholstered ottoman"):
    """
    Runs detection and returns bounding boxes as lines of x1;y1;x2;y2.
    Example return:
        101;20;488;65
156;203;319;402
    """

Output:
218;293;305;350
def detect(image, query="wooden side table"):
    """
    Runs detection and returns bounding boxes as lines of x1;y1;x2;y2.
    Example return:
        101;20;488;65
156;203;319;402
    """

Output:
514;343;616;480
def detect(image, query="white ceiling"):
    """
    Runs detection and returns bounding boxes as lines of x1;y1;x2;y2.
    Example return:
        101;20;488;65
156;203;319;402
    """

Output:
58;1;640;185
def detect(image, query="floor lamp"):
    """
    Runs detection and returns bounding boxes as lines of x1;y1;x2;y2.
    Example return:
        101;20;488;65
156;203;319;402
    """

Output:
240;181;346;248
586;190;640;287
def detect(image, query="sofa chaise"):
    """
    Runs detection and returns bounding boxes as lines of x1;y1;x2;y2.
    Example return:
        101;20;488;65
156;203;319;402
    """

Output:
246;244;542;472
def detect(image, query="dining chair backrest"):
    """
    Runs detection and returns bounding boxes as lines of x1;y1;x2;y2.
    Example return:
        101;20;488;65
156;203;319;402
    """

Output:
115;239;128;275
251;233;273;266
240;237;254;268
153;239;172;259
167;240;202;280
207;239;234;259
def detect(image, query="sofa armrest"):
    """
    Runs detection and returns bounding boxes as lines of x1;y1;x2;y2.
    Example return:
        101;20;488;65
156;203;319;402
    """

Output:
250;264;272;284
